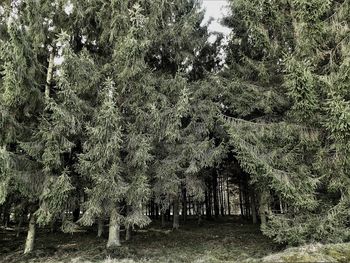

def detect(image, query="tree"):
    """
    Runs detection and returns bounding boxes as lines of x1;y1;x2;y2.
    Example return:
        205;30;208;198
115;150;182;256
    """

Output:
221;0;350;245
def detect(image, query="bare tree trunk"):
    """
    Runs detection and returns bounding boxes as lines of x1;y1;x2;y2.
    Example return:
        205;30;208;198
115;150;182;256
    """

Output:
45;48;55;100
250;189;257;224
107;207;121;248
181;185;187;222
97;217;104;237
24;213;36;254
161;211;165;227
227;178;231;216
259;191;270;227
2;202;10;227
173;197;179;229
16;216;23;237
125;206;131;241
279;198;284;214
196;202;202;225
125;225;131;241
219;176;224;216
239;181;244;218
213;170;219;218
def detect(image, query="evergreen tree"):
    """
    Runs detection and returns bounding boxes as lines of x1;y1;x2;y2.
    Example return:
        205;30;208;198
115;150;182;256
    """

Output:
222;0;350;245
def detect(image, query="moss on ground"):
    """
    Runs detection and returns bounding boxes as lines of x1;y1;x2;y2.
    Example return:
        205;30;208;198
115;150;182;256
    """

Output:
1;217;349;263
0;217;279;263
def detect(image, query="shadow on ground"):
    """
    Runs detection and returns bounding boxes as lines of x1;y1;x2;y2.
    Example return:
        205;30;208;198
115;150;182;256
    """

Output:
0;216;282;263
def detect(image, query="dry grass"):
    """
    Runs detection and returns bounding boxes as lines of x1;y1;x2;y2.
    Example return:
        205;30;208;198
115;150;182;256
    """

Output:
0;216;280;263
5;217;350;262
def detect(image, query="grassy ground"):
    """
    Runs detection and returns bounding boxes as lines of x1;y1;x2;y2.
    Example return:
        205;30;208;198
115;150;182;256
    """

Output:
0;216;282;263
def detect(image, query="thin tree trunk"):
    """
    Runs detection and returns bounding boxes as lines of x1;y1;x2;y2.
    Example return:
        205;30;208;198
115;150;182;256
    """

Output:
107;207;121;248
259;191;270;227
45;48;55;100
125;225;131;241
197;202;202;225
219;176;225;216
173;197;179;229
279;198;284;214
24;213;36;254
205;180;212;219
182;185;187;222
50;217;56;233
125;206;131;241
97;217;104;237
16;216;23;237
166;207;171;221
212;170;219;218
161;211;165;227
73;207;80;222
239;182;244;218
155;203;159;220
227;178;231;216
2;202;10;227
250;189;257;224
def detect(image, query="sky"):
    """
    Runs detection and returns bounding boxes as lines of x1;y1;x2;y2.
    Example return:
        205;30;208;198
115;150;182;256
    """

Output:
201;0;231;35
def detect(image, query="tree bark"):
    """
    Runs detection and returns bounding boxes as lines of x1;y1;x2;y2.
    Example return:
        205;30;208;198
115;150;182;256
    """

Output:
45;48;55;100
97;217;104;237
107;207;121;248
227;178;231;216
212;170;219;218
24;213;36;254
161;211;165;227
181;185;187;222
196;202;202;225
125;205;131;241
250;189;257;224
73;207;80;222
125;225;131;241
259;190;270;227
16;215;23;237
239;182;244;218
172;197;179;229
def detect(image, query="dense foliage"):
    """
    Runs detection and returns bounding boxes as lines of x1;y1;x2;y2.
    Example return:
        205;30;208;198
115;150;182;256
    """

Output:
0;0;349;254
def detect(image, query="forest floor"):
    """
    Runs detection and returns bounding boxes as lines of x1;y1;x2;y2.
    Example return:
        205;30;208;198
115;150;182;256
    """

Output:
2;216;350;263
0;216;283;263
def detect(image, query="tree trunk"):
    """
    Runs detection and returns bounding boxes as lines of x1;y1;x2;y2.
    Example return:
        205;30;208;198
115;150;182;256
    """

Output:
24;213;36;254
212;170;219;218
97;217;104;237
45;48;55;100
16;215;23;237
227;178;231;216
181;185;187;222
205;189;212;219
161;211;165;227
107;207;121;248
250;189;257;224
125;205;131;241
125;225;131;241
155;204;159;220
2;202;10;227
197;202;202;225
279;198;284;214
166;207;171;221
218;176;223;216
239;182;244;218
172;197;179;229
259;191;270;227
73;207;80;222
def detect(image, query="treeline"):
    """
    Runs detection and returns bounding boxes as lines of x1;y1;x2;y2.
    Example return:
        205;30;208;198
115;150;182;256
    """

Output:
0;0;349;254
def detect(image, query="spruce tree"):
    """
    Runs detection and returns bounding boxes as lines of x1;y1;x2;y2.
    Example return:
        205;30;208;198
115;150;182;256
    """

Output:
222;0;350;245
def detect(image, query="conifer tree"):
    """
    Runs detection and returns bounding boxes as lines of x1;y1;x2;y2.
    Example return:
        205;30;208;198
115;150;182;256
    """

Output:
222;0;350;244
